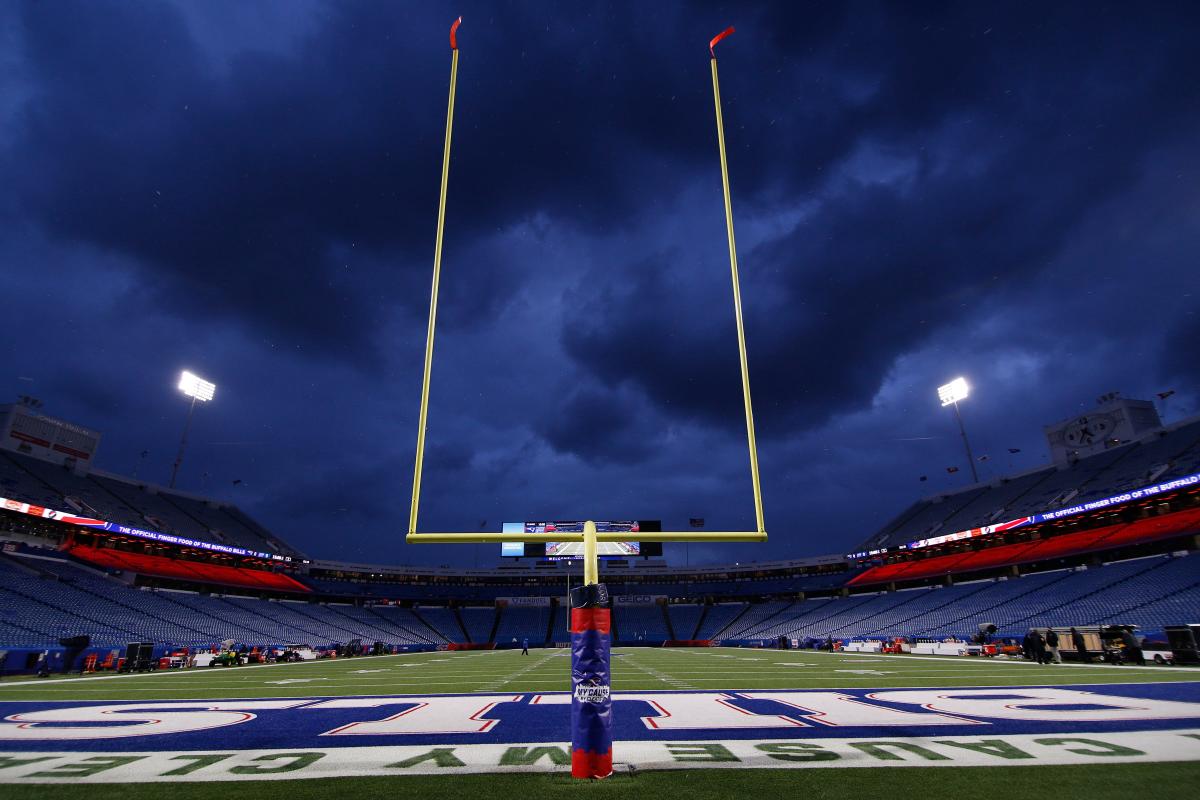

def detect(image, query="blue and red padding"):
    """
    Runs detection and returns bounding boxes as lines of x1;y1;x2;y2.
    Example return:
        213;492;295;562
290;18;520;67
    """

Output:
570;606;613;779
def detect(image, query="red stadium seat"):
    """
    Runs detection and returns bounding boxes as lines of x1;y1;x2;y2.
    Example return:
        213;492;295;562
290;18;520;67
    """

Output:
1092;507;1200;549
848;508;1200;586
65;546;310;593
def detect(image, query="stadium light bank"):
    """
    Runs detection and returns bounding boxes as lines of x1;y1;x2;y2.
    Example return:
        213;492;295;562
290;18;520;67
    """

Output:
170;370;216;489
938;376;979;483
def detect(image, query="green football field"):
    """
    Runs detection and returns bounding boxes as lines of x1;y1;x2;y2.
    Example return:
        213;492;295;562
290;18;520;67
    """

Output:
2;647;1198;799
1;646;1195;700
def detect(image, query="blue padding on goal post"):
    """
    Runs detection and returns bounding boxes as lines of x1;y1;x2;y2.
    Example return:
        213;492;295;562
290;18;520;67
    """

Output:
570;606;613;778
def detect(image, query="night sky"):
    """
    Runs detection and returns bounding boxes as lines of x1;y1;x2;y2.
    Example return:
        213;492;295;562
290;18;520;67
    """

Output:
2;2;1197;567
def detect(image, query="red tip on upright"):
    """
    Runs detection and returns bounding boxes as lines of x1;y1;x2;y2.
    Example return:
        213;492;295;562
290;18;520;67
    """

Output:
450;16;462;50
709;26;734;58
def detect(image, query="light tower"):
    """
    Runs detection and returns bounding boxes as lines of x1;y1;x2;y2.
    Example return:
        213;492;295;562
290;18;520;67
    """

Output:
170;370;216;489
938;376;978;483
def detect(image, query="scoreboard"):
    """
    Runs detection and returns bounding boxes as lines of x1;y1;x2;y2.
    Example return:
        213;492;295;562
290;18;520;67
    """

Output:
500;520;662;559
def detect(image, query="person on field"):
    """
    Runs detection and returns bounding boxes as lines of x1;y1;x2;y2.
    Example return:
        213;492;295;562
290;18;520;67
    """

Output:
1119;629;1145;666
1071;627;1088;662
1045;628;1061;664
521;637;529;656
1030;630;1047;664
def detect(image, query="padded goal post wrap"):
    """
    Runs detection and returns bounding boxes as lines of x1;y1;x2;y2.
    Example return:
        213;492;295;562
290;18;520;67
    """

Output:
570;606;613;778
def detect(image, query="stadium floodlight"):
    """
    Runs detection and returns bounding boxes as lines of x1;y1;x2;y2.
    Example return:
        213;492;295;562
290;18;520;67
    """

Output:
179;370;216;402
938;377;979;483
170;371;216;488
938;377;969;407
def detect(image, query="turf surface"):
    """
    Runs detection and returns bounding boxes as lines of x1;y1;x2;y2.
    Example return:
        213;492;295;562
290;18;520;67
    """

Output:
9;762;1200;800
3;647;1197;798
1;647;1195;701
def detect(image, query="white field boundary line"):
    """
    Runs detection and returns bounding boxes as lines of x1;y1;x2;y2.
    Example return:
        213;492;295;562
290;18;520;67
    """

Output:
477;651;561;692
618;651;696;690
0;649;554;689
0;675;582;691
818;649;1193;672
583;653;1193;674
8;676;1198;696
4;680;1200;704
14;676;1200;695
672;646;1192;673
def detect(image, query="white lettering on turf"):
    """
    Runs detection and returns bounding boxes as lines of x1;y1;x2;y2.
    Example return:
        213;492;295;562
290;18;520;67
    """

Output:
1;732;1197;781
870;688;1200;723
0;702;308;741
313;695;523;735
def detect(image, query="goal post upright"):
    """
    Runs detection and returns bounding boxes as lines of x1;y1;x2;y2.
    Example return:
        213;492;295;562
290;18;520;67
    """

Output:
405;22;766;548
709;25;766;537
408;16;462;538
402;20;767;780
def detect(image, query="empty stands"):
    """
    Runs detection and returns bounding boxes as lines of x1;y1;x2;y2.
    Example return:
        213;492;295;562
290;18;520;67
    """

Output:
66;545;310;593
0;551;457;649
412;606;460;642
850;505;1200;587
857;418;1200;553
701;602;749;639
458;606;495;644
495;604;552;645
1;545;1196;650
0;450;299;558
615;604;669;642
666;604;706;640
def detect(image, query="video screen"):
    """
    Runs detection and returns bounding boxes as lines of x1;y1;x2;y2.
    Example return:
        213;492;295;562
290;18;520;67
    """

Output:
546;540;641;558
499;520;651;559
538;520;640;558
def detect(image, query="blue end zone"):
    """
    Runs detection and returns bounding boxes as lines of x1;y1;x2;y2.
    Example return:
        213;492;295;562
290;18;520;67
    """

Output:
2;682;1198;753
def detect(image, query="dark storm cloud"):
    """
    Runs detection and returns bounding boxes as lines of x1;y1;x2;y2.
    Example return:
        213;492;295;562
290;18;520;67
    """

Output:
561;2;1200;445
1162;312;1200;386
3;1;740;362
2;1;1198;562
538;384;659;463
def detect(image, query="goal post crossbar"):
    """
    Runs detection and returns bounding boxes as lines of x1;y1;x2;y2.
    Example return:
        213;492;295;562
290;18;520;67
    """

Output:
407;22;767;549
405;530;767;544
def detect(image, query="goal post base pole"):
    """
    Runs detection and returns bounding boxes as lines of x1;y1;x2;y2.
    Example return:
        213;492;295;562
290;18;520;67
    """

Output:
570;522;611;779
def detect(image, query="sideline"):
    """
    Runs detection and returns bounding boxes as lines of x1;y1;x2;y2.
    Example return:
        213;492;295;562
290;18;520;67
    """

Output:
0;650;513;689
818;649;1188;672
655;645;1186;672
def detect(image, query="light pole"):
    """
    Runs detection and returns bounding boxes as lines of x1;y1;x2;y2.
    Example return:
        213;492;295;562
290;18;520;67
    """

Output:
938;377;978;483
170;371;216;489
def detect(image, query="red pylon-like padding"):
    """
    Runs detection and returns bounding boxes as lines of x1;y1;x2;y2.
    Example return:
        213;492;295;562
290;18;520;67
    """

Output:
570;606;613;779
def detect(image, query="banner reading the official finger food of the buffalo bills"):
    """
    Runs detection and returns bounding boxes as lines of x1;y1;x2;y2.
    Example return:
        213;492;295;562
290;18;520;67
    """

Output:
0;494;282;560
570;607;612;779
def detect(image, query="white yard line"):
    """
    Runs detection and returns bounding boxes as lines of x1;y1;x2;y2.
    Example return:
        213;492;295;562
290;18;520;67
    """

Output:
477;651;561;692
651;646;1188;674
619;651;696;690
822;649;1186;672
0;651;484;688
